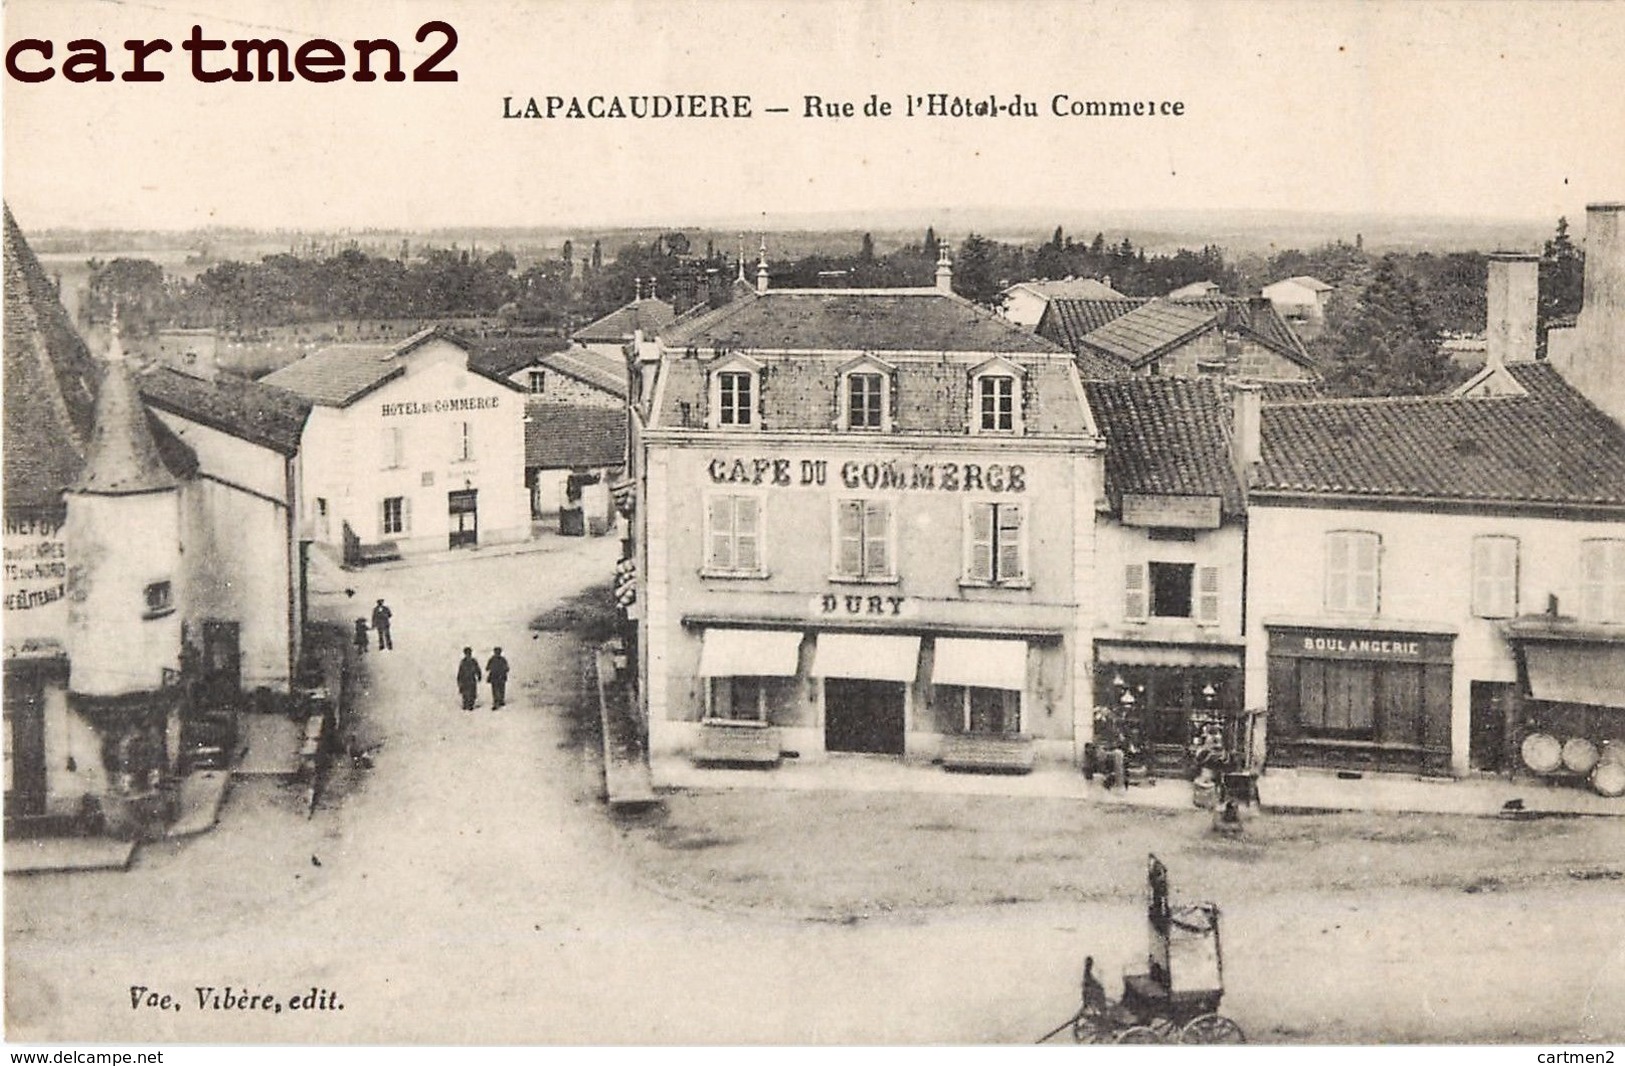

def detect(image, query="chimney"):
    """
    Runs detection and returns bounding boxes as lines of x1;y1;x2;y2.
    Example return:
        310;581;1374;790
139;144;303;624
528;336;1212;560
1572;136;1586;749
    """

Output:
755;236;769;295
1552;203;1625;429
1230;381;1262;488
935;240;953;294
1486;252;1539;367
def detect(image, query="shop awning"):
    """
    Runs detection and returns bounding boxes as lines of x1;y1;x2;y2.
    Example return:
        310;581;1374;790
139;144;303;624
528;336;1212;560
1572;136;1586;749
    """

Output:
931;638;1028;690
1525;644;1625;709
697;628;804;678
811;633;921;682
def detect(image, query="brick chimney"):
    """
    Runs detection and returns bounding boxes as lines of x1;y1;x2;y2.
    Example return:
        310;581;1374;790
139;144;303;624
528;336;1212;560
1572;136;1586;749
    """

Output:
1550;203;1625;428
1485;252;1539;367
935;241;953;294
1229;381;1262;490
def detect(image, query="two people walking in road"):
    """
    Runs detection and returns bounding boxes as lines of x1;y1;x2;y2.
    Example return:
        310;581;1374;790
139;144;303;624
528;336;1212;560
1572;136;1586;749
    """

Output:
457;646;511;711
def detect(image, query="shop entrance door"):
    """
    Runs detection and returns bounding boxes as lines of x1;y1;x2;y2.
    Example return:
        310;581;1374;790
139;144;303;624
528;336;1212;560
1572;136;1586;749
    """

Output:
448;489;478;548
201;621;241;706
824;679;905;755
1469;681;1512;772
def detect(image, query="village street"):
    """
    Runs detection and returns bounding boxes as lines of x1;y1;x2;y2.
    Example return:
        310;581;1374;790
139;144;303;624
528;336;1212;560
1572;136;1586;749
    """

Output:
6;537;1624;1046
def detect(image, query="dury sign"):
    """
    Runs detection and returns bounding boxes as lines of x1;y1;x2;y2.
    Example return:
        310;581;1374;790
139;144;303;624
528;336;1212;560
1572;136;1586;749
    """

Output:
707;455;1028;493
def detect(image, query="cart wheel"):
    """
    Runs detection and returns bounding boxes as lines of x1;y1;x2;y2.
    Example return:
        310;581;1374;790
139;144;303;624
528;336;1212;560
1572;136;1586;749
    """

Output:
1148;1017;1180;1042
1115;1025;1167;1044
1071;1014;1110;1044
1180;1013;1246;1044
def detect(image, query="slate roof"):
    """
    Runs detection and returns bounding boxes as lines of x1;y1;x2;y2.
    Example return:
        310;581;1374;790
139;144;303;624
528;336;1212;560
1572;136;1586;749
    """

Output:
525;401;627;470
3;205;194;506
140;366;312;456
74;352;179;495
1084;379;1245;518
1039;296;1315;373
571;298;676;344
662;289;1066;355
1254;364;1625;508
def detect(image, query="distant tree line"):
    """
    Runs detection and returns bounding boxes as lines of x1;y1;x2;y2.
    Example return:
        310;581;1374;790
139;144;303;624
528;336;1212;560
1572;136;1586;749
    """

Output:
82;218;1585;398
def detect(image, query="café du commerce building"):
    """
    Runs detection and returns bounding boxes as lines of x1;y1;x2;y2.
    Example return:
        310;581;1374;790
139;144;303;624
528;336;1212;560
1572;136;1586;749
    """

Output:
634;262;1105;776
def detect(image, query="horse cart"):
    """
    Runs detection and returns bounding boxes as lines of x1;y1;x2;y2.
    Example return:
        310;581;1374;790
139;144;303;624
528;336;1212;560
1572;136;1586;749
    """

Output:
1040;855;1245;1044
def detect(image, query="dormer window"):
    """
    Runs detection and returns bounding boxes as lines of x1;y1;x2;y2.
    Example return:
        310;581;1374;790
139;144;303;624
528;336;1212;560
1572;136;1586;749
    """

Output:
709;354;763;430
969;358;1024;434
838;355;895;432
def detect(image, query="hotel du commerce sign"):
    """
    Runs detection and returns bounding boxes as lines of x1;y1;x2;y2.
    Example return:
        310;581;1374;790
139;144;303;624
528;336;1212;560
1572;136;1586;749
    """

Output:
704;454;1030;493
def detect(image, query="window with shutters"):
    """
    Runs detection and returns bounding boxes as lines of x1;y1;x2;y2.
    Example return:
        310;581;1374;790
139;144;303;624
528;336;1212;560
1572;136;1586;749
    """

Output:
382;495;410;536
1325;530;1381;614
1471;535;1519;619
963;502;1027;586
1124;562;1221;624
528;370;546;393
703;494;766;577
1580;539;1625;623
832;499;895;581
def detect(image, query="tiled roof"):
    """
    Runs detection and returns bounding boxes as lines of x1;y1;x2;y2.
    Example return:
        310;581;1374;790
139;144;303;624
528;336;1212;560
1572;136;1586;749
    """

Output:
571;298;676;343
1007;278;1127;300
140;366;312;456
541;347;628;398
1258;380;1326;404
1084;379;1244;518
1254;364;1625;508
463;334;570;378
261;342;405;406
1036;298;1142;349
661;290;1066;355
1041;296;1315;373
525;401;626;470
654;351;1092;436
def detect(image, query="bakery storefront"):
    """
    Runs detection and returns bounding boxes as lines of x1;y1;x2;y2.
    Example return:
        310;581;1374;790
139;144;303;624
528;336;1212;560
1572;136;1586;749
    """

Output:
1264;625;1456;776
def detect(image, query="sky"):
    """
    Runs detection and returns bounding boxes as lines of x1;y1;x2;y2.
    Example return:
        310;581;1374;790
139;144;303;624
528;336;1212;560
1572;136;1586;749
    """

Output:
1;0;1622;232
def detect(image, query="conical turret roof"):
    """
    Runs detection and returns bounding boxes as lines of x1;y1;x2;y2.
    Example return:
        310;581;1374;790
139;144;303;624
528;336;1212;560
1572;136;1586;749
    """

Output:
70;310;177;495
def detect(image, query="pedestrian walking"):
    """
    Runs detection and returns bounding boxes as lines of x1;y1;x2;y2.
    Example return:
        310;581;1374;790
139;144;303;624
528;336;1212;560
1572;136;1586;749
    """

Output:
457;647;482;711
372;599;393;650
353;617;369;655
486;647;510;710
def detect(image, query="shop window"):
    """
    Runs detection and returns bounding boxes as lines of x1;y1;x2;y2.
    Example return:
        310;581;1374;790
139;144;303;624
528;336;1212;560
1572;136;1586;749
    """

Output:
382;426;406;469
142;580;174;619
1471;535;1519;618
454;420;474;463
833;499;894;581
1580;539;1625;623
708;676;768;722
845;372;886;430
528;370;546;394
704;494;765;576
964;502;1026;585
382;496;411;537
939;685;1022;735
1325;530;1380;614
1124;564;1220;624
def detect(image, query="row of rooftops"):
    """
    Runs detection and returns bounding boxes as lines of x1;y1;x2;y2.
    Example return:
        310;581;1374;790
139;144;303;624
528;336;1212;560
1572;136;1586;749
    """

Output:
8;206;1625;517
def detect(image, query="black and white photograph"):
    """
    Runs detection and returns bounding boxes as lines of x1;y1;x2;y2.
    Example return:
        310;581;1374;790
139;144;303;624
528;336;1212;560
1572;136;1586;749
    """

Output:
3;0;1623;1054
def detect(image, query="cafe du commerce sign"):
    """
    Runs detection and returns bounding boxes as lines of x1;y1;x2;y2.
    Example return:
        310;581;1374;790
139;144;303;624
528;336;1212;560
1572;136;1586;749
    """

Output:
707;455;1028;493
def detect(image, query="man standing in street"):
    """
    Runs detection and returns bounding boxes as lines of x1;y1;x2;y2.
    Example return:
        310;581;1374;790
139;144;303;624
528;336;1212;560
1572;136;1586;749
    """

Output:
457;647;482;711
486;648;510;710
372;599;393;650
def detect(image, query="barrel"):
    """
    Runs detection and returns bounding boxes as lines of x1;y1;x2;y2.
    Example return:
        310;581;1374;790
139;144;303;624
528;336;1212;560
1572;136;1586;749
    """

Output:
1561;737;1601;774
1521;732;1562;774
1590;758;1625;799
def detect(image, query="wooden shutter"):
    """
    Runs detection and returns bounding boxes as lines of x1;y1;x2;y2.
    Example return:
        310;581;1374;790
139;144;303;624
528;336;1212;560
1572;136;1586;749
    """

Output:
734;497;760;571
1196;566;1220;625
1124;563;1148;621
837;500;864;577
1353;533;1379;613
401;496;412;535
706;497;733;570
996;504;1024;581
1325;533;1350;611
864;500;891;577
967;504;994;581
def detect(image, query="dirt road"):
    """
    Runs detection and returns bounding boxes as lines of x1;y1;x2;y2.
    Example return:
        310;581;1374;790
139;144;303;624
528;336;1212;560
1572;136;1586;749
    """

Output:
7;537;1622;1044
